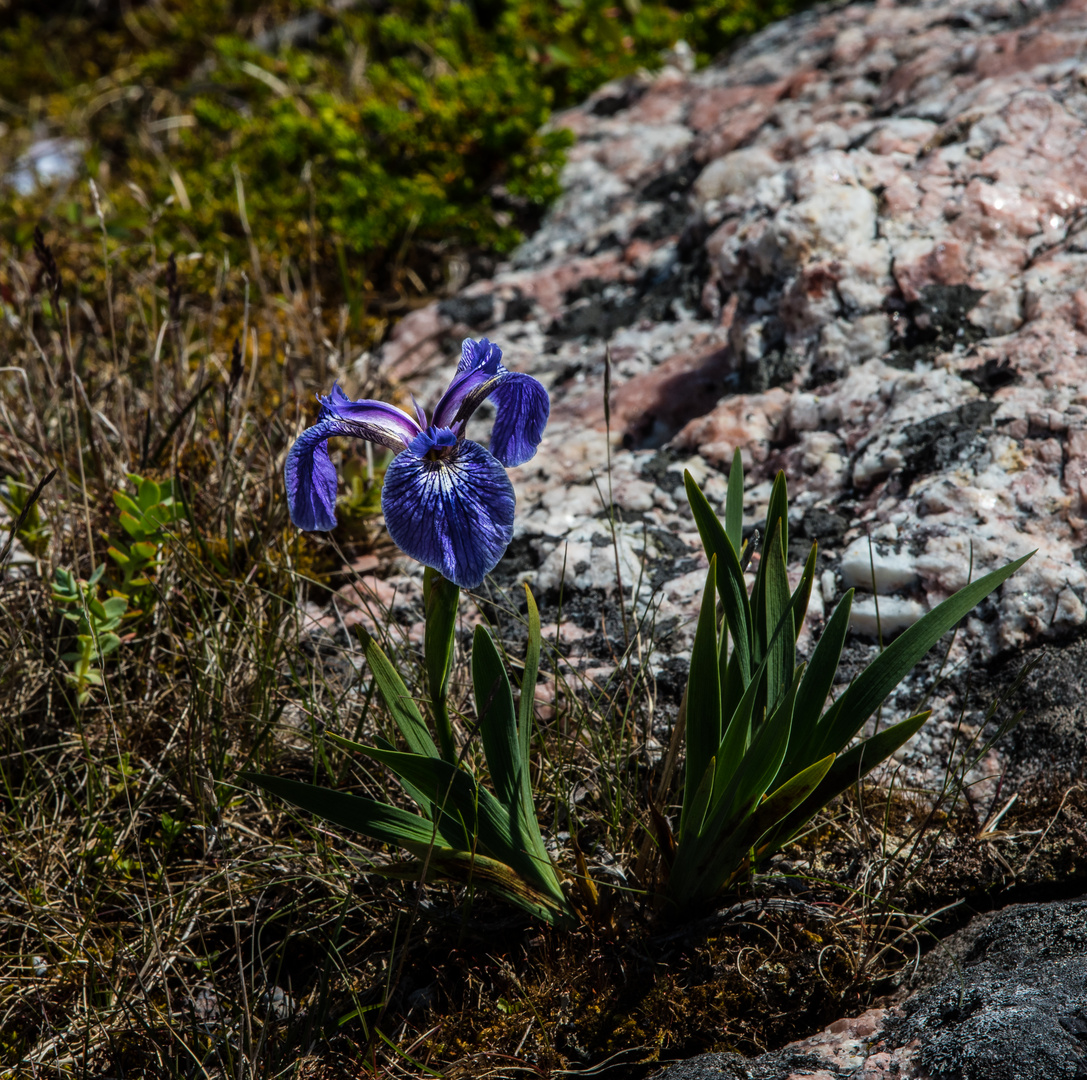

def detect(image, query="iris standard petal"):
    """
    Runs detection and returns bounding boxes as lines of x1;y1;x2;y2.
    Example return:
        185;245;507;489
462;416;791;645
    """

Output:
321;385;421;451
431;366;503;429
488;371;550;467
284;419;343;532
458;336;503;375
381;437;515;589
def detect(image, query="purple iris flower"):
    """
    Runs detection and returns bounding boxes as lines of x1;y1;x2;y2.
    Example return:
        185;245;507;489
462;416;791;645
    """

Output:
285;338;549;589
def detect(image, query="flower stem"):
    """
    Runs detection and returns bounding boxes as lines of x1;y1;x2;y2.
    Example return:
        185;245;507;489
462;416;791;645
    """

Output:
423;566;460;762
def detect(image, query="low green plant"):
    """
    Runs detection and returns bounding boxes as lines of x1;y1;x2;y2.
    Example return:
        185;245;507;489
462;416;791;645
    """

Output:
51;473;182;703
52;564;129;705
104;473;184;603
246;574;575;926
663;452;1032;910
0;0;815;304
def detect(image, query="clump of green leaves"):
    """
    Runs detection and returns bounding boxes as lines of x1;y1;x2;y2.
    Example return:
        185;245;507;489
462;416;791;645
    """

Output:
664;453;1033;911
0;0;814;303
104;473;184;605
52;565;129;706
52;473;182;704
247;580;575;926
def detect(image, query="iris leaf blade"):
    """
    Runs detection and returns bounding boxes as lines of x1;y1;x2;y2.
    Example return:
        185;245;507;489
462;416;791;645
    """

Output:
812;552;1034;759
423;567;460;761
681;557;723;836
345;741;564;904
780;589;854;777
767;711;932;851
473;624;520;810
699;752;838;899
381;850;574;926
354;627;438;759
760;519;792;720
243;772;444;855
791;542;818;638
685;470;752;683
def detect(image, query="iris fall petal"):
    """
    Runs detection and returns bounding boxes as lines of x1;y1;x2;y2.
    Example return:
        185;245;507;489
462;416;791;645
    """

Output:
381;435;515;589
284;419;344;532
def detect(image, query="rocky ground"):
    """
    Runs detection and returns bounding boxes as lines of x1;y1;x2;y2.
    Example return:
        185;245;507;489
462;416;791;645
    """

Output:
319;0;1087;799
305;0;1087;1072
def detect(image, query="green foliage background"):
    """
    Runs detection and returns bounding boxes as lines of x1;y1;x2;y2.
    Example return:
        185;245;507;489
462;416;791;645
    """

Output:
0;0;805;308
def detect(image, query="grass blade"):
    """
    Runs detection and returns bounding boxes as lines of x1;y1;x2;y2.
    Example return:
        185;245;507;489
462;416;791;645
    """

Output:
519;584;542;768
724;448;744;554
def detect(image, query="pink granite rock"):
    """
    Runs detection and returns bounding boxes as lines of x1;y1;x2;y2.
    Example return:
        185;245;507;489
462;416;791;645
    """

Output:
353;0;1087;791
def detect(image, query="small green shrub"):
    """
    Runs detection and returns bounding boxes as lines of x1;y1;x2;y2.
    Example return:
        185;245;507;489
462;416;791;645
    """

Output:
105;473;185;604
51;473;183;704
0;0;814;305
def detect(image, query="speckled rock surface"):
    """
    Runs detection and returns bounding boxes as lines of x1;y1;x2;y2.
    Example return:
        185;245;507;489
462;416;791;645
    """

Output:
334;0;1087;792
652;896;1087;1080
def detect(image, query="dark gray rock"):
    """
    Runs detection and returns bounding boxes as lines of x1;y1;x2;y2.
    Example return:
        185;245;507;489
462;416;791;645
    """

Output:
654;1054;752;1080
655;896;1087;1080
886;897;1087;1080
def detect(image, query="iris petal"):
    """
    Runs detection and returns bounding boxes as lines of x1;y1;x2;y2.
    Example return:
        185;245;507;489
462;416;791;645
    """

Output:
458;337;503;375
431;367;502;429
321;385;421;451
381;437;515;589
431;339;549;466
284;419;343;532
285;395;423;531
488;371;550;467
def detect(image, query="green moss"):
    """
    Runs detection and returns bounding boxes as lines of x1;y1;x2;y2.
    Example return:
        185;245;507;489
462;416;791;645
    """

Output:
0;0;813;309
